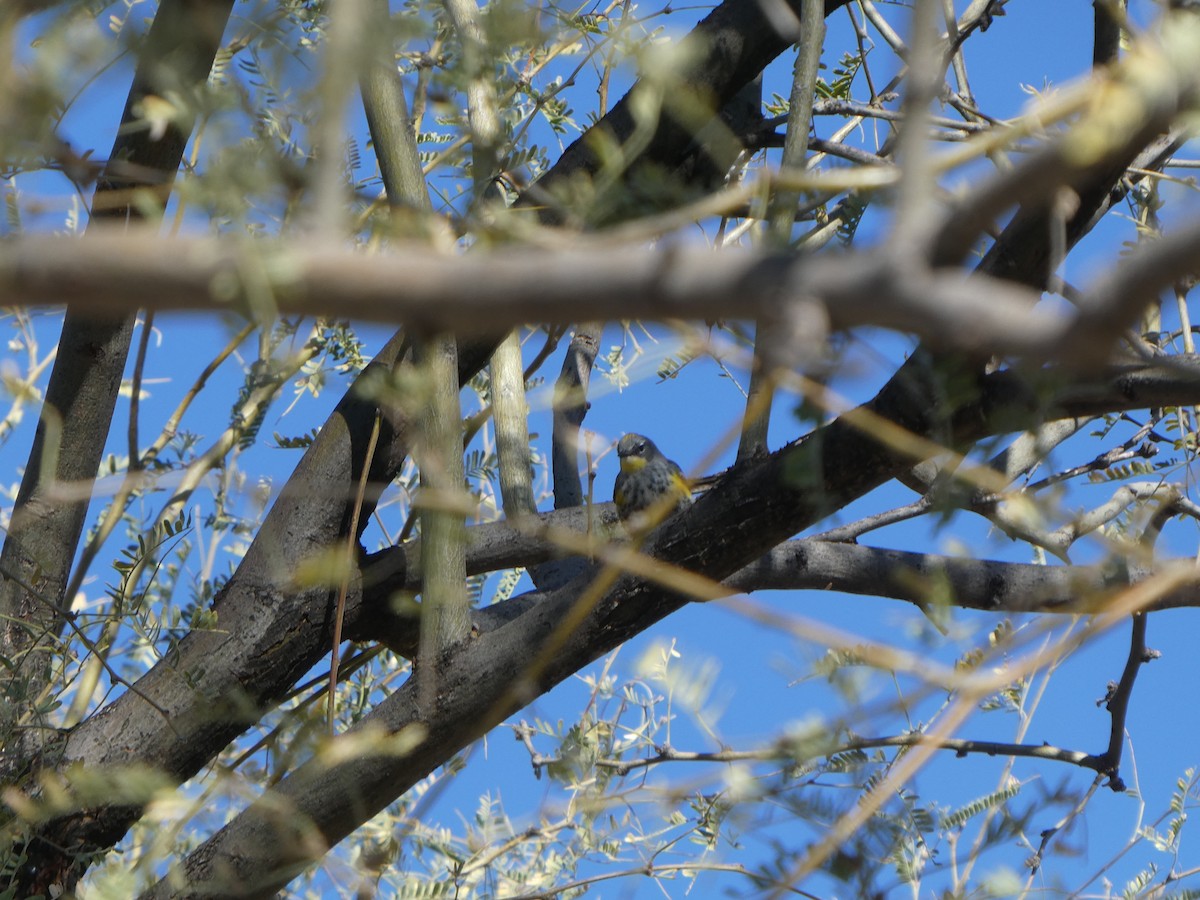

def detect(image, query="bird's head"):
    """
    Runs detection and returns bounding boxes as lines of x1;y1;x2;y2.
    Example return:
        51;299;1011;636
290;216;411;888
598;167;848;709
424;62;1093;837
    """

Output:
616;433;659;473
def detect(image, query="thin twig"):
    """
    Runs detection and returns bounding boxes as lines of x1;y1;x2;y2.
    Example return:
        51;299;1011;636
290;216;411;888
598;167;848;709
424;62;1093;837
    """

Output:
329;410;382;732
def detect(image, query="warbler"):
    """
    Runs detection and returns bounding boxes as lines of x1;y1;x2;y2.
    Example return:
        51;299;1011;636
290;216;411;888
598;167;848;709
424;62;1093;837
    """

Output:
613;433;692;526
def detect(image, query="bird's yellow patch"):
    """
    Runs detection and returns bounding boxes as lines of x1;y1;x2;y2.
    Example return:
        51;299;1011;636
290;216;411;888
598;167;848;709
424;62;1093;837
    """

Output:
620;456;649;473
668;472;692;498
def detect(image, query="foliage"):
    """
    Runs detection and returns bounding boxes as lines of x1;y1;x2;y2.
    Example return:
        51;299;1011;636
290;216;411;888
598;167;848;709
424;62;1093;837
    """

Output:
2;1;1200;898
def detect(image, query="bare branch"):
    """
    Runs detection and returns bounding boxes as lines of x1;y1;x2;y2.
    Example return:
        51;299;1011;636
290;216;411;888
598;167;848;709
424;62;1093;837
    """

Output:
491;332;537;518
0;234;1086;358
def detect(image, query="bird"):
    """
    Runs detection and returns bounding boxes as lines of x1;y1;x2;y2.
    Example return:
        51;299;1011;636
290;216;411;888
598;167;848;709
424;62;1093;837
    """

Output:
613;433;692;528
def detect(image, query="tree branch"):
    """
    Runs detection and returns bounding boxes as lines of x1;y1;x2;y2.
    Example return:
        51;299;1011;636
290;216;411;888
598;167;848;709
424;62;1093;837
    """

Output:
355;500;1200;662
0;0;236;766
6;204;1200;364
1091;493;1172;791
511;720;1106;779
0;233;1096;357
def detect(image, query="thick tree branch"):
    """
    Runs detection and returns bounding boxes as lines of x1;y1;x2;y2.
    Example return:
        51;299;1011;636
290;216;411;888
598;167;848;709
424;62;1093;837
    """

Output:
491;332;537;518
359;0;430;213
4;202;1199;363
522;0;852;225
548;326;600;511
355;496;1200;662
415;336;471;654
0;0;236;766
0;233;1118;358
530;324;602;591
1094;0;1125;67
